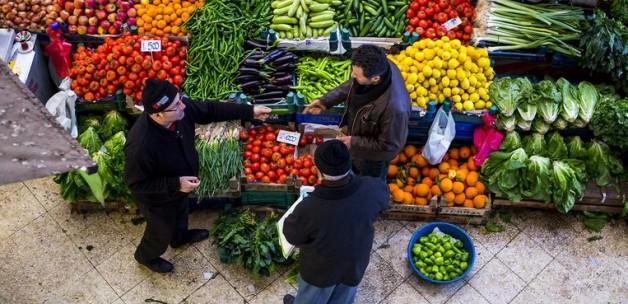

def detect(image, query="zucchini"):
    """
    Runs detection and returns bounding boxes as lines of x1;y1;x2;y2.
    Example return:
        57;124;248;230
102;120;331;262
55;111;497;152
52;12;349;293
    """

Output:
272;0;293;9
301;0;309;12
300;14;308;35
273;16;299;24
309;3;330;12
288;0;300;17
310;13;335;22
273;7;291;15
270;24;293;31
314;0;333;3
310;20;335;28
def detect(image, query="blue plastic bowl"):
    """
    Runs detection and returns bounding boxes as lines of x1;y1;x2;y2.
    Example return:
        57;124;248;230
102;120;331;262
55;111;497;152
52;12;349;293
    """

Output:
407;222;476;284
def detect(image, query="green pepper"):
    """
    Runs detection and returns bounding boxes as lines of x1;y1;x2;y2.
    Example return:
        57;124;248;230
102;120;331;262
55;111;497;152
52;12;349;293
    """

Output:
432;265;439;273
443;242;452;250
419;236;429;244
435;272;443;281
437;245;445;253
429;236;439;244
451;245;462;254
419;251;428;259
442;235;451;242
425;243;436;250
445;250;455;258
452;260;460;267
412;247;421;256
460;262;468;270
434;252;442;258
417;261;426;268
446;265;455;272
435;257;444;266
443;274;450;281
462;253;470;262
420;267;428;275
424;257;433;265
455;240;464;248
455;253;462;260
449;271;458;278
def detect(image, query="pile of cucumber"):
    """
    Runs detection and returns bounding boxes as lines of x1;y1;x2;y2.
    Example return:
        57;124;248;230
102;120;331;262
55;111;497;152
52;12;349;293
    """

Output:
270;0;342;39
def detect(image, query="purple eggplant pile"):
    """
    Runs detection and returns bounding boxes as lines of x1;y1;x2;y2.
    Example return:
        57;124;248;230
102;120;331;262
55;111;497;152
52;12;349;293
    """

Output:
236;47;297;104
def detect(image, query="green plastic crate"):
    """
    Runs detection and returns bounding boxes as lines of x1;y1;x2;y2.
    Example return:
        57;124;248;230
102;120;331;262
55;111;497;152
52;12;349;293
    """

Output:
240;191;298;209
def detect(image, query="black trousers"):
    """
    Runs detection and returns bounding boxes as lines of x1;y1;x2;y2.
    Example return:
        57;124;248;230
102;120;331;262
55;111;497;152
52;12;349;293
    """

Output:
135;198;189;262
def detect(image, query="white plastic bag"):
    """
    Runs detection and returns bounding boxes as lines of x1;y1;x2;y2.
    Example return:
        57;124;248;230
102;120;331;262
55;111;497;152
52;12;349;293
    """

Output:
45;77;78;138
422;108;455;165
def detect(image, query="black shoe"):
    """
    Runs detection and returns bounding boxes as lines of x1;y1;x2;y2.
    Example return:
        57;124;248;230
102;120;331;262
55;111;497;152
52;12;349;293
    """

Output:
136;256;173;273
283;294;295;304
171;229;209;248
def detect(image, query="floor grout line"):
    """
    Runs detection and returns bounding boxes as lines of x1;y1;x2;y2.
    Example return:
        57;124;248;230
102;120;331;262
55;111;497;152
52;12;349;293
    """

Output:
506;256;555;304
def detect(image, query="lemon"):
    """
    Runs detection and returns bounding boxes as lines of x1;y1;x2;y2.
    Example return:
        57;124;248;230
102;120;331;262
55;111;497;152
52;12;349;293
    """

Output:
450;49;459;59
426;39;436;49
486;101;493;108
432;69;442;79
407;73;418;84
422;65;433;77
462;93;470;101
477;73;486;83
452;87;461;95
428;61;435;68
470;93;480;102
481;93;490;101
458;52;468;63
452;95;462;103
435;40;444;48
418;73;426;82
441;36;450;42
478;57;490;68
433;58;443;69
478;88;487;96
410;66;418;73
401;72;408;80
456;69;466;81
443;43;451;51
429;93;437;100
417;39;426;49
450;79;459;88
406;84;415;92
469;75;478;87
424;49;435;60
409;92;417;99
475;100;486;109
463;61;474;71
403;57;414;66
443;87;452;97
467;46;478;58
438;94;445;101
442;76;450;87
447;69;457;79
471;63;479;74
429;78;438;87
419;100;427;108
415;51;425;61
418;86;428;96
441;51;451;61
467;86;476;94
461;78;470;90
400;65;409;73
406;46;417;57
463;101;475;111
477;48;489;58
416;62;425;71
454;102;463;111
451;39;462;49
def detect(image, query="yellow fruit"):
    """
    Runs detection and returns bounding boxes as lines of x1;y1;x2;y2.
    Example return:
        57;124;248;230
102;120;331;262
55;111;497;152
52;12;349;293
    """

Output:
450;79;459;88
407;73;418;84
470;93;480;102
463;101;475;111
441;76;450;87
410;66;418;73
458;52;468;62
430;85;439;93
414;52;424;61
454;102;463;111
443;87;451;97
467;86;476;93
462;93;470;101
451;39;462;49
448;58;459;69
429;78;437;87
433;59;443;69
481;93;490;101
469;75;478;87
447;69;456;79
410;92;417;99
422;65;433;77
461;78;470;90
429;93;437;100
486;101;493;108
477;48;489;58
406;46;417;57
432;69;442;79
463;61;474;71
441;36;450;42
417;39;427;49
406;84;415;92
441;51;451;60
418;86;428;96
476;101;486;109
456;69;466;81
417;73;426;82
435;39;444;48
478;57;490;68
452;95;462;103
478;87;487;96
452;87;461;95
424;49;435;60
438;94;445;101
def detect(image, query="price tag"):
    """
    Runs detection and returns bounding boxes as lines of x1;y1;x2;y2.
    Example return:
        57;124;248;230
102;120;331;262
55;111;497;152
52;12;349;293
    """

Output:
141;40;162;52
442;17;462;31
276;130;301;146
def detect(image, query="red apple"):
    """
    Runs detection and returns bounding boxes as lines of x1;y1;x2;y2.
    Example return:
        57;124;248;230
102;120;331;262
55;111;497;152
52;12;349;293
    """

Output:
95;10;106;19
64;2;74;11
60;10;70;20
87;25;97;34
68;25;78;33
126;17;136;26
84;8;94;17
85;0;96;8
77;25;87;35
78;15;88;25
68;15;78;25
98;0;108;5
74;0;85;9
126;7;136;17
107;25;117;34
107;13;116;23
99;20;110;29
97;26;106;35
88;16;97;26
105;3;116;13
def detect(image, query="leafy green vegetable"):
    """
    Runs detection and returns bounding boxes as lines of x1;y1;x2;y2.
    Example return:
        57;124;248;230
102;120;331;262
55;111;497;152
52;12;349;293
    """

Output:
500;132;522;152
536;80;561;123
496;114;517;132
490;77;533;117
546;132;568;160
517;95;537;122
485;148;528;202
99;111;128;140
522;155;552;201
557;78;579;123
516;112;532;131
586;141;624;187
102;132;133;204
552;118;568;130
580;211;609;233
78;127;103;155
523;133;545;156
53;169;106;204
567;136;587;159
589;95;628;151
532;118;550;134
485;222;505;233
575;81;598;125
551;160;585;213
78;116;101;135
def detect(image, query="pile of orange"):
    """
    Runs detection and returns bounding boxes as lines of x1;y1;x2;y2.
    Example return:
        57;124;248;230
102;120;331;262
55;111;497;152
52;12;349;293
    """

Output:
387;145;488;209
135;0;204;36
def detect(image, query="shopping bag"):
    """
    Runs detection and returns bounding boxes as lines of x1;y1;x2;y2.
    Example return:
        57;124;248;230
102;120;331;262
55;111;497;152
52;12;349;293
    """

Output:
277;186;315;259
45;77;78;138
422;107;455;165
473;113;504;167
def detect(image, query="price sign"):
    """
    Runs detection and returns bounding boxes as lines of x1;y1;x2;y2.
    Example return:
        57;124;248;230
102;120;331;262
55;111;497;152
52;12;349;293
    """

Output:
276;130;301;146
141;40;162;52
442;17;462;31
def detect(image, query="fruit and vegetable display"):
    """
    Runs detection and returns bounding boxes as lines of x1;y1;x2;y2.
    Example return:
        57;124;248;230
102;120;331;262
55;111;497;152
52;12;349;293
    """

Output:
240;125;323;186
183;0;271;100
389;36;494;110
0;0;61;31
589;88;628;152
491;77;599;132
334;0;409;38
236;47;297;104
69;34;186;102
405;0;475;42
212;210;289;277
294;56;351;103
56;0;136;35
270;0;339;39
195;122;242;198
483;131;624;213
387;144;488;209
410;230;470;281
133;0;203;36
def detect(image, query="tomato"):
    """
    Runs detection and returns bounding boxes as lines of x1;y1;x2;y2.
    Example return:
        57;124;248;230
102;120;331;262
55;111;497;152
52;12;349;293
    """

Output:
299;168;311;177
294;160;303;170
276;168;285;176
406;10;415;19
259;163;270;173
245;143;254;151
311;166;318;175
239;130;249;142
410;17;420;27
252;139;262;147
255;172;264;180
418;0;428;5
426;28;437;39
272;146;280;153
251;162;260;172
449;10;458;18
279;146;290;156
419;20;429;29
260;176;270;183
263;141;274;148
288;146;295;154
244;168;253;175
261;148;273;159
303;159;313;168
439;0;449;10
415;27;425;35
285;155;295;165
425;7;434;16
298;138;308;147
243;151;252;159
308;175;318;185
271;152;282;162
251;153;260;162
264;133;276;142
166;46;177;57
267;171;277;182
299;176;308;185
171;56;181;66
406;25;415;32
276;159;286;169
162;60;173;73
278;174;288;184
464;24;473;34
265;126;275;133
315;137;324;145
246;175;256;183
249;129;257;137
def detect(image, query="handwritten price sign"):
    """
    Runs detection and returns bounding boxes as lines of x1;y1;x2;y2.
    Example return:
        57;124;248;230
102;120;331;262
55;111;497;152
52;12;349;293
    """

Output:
141;40;162;52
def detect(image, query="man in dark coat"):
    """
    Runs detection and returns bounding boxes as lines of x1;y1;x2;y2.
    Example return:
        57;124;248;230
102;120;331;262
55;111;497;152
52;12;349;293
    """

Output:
124;79;271;273
282;140;390;304
303;45;411;180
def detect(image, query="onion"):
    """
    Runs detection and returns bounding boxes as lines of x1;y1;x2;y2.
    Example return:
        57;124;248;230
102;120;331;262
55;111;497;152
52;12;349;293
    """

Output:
46;4;55;12
32;16;42;23
17;11;27;18
17;3;26;10
31;4;40;12
1;4;11;13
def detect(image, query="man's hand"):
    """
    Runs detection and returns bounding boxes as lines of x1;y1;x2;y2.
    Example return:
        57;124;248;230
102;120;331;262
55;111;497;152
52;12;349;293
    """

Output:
179;176;200;193
336;136;352;149
253;106;272;121
303;99;327;114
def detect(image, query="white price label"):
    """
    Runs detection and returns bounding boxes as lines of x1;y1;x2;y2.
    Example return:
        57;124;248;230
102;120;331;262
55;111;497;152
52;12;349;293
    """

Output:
276;130;301;146
141;40;162;52
442;17;462;31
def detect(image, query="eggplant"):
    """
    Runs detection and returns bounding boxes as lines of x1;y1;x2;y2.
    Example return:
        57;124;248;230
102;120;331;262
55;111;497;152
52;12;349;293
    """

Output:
244;39;269;51
262;84;291;92
243;58;263;68
239;80;266;91
275;63;295;72
272;53;297;66
272;72;291;79
253;91;287;100
238;66;270;78
235;75;261;84
253;97;284;104
261;49;285;63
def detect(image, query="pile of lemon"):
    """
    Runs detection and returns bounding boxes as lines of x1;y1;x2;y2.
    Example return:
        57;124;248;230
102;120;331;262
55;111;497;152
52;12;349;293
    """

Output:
389;37;494;111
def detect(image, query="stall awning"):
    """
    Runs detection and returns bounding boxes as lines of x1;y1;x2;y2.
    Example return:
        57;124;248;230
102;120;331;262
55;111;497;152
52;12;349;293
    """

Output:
0;63;93;185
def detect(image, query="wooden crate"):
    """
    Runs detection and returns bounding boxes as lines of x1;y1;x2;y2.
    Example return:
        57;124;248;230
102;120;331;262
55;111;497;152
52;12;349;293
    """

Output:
381;198;437;221
437;193;493;217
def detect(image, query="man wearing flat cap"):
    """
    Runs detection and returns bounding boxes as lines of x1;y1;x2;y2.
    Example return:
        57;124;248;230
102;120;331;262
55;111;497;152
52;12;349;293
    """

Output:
282;140;389;304
124;79;271;273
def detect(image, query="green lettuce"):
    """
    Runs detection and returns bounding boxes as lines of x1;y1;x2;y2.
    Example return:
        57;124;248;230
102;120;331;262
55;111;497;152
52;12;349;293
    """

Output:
557;78;579;122
100;111;128;140
552;118;568;130
102;132;133;204
551;160;585;214
546;132;568;160
485;148;528;202
576;81;598;125
532;118;550;134
523;133;545;156
586;141;624;187
589;95;628;151
536;80;561;123
496;114;517;132
500;132;522;152
516;113;532;131
517;95;537;122
78;116;101;135
490;77;533;117
567;136;587;159
78;127;103;155
522;155;552;202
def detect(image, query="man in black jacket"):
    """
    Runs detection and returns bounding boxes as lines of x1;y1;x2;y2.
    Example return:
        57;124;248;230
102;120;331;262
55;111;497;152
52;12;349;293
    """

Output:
282;140;389;304
124;79;271;273
303;45;411;180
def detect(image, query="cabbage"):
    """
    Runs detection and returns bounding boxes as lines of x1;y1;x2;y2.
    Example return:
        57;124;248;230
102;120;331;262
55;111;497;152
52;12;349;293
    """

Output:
523;133;545;156
496;114;517;132
567;136;587;159
546;132;568;159
522;155;552;202
576;81;598;125
551;160;585;214
78;127;103;155
536;80;561;123
557;78;579;122
532;118;550;134
100;111;128;140
552;118;568;130
500;132;522;152
490;77;533;117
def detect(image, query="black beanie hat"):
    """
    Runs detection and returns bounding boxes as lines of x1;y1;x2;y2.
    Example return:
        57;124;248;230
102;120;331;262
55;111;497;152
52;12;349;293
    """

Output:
314;139;352;176
142;79;178;113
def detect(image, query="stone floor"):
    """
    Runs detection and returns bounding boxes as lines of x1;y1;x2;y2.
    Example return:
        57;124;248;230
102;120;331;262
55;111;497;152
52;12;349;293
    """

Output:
0;177;626;304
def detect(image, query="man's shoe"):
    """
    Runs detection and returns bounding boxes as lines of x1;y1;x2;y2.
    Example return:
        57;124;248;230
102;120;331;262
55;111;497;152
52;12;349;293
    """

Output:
283;294;295;304
136;256;174;273
171;229;209;248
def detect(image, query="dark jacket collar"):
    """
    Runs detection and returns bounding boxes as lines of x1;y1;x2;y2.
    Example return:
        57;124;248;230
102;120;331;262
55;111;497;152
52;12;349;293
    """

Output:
310;173;362;200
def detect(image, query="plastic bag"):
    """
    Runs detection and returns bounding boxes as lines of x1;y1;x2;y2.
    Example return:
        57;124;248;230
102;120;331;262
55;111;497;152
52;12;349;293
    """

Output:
45;77;78;138
422;108;455;165
473;113;504;167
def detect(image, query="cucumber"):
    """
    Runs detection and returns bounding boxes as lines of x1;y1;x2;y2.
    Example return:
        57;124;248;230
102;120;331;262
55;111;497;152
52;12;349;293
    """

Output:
296;5;303;17
274;6;291;15
331;0;342;5
314;0;333;3
323;25;335;35
310;13;335;22
273;16;299;24
301;0;309;12
288;0;300;17
306;26;313;37
272;0;293;9
270;24;293;31
309;20;335;28
309;3;330;12
300;14;308;35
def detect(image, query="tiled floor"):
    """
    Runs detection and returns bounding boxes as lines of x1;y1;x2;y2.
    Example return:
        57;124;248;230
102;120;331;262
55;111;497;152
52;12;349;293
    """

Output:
0;177;626;304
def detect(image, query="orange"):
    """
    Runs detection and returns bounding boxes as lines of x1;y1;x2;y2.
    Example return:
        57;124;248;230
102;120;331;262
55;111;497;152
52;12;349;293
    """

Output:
409;167;420;178
466;171;479;186
403;192;414;204
452;181;465;194
395;178;404;189
414;184;430;197
407;177;416;186
465;187;478;199
430;185;442;196
454;193;466;205
388;183;399;193
398;154;408;164
460;146;471;159
476;181;486;194
414;155;428;167
387;165;398;179
443;154;450;161
473;195;488;208
467;158;477;171
404;145;417;158
439;178;453;192
415;197;428;206
443;191;455;203
421;167;430;178
390;154;400;165
448;159;459;169
429;168;440;179
404;185;414;193
449;148;460;160
463;199;474;208
392;189;404;202
421;177;433;187
438;162;450;174
456;168;468;182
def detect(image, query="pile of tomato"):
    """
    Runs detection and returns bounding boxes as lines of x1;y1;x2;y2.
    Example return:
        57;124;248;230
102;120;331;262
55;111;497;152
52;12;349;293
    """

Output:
240;126;323;186
69;33;186;103
405;0;475;42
